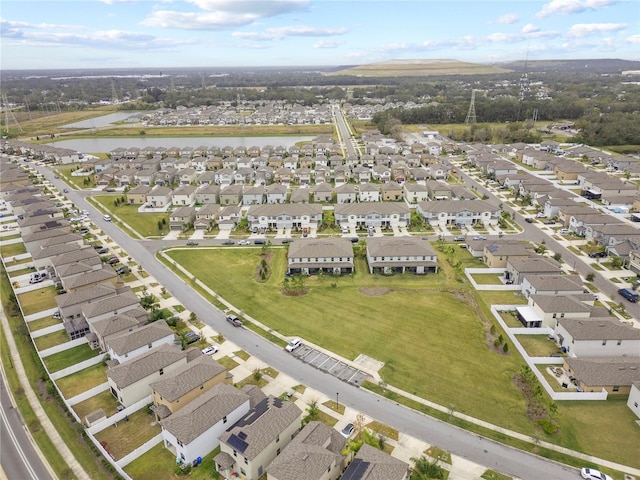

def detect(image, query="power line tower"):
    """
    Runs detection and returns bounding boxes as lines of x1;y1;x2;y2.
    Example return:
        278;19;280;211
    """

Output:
516;47;530;122
1;93;23;137
111;81;119;104
464;90;477;124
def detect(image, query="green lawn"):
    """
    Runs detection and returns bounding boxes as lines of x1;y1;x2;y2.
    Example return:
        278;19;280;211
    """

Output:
3;256;32;267
9;266;37;278
27;315;62;332
125;443;222;480
94;409;161;461
0;241;27;257
34;329;69;351
92;195;169;238
72;390;118;423
56;363;108;399
166;245;640;468
472;274;505;285
56;166;96;189
43;344;100;373
17;286;58;316
515;335;562;357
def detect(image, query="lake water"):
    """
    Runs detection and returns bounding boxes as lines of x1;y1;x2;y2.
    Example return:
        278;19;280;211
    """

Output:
62;112;143;128
48;136;316;153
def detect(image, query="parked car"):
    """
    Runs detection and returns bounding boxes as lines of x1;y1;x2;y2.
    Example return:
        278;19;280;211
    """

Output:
340;423;355;438
107;257;120;265
472;236;487;240
543;220;555;225
254;239;265;244
115;265;129;275
222;240;234;245
238;240;250;245
93;244;103;250
201;346;219;355
186;240;199;246
52;311;61;319
98;247;109;254
183;331;200;345
62;188;69;193
581;468;612;480
618;288;639;303
227;314;243;327
453;236;465;241
525;218;533;223
588;251;607;258
285;338;302;352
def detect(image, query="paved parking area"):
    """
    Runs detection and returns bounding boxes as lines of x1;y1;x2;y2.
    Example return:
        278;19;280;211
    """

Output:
291;344;370;386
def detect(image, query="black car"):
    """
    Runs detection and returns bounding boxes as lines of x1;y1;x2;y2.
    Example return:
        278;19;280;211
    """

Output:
93;244;103;250
183;331;201;344
222;240;234;245
543;220;555;225
589;251;607;258
525;218;533;223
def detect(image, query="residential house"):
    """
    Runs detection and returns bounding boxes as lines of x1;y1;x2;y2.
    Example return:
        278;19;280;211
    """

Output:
172;185;197;207
516;294;602;328
313;184;333;203
366;237;437;274
247;204;323;231
627;383;640;419
287;238;354;275
220;184;244;206
521;274;584;299
417;200;499;227
381;181;403;201
194;204;219;230
127;185;151;205
504;256;562;286
403;183;429;204
424;181;452;201
151;354;233;420
170;206;196;230
107;344;190;407
564;357;640;395
107;321;176;364
483;241;535;268
160;383;250;465
554;317;640;358
334;203;411;229
335;184;357;204
243;185;266;206
195;184;220;205
359;183;381;203
87;309;149;352
215;396;302;480
218;206;242;230
178;168;198;185
339;444;408;480
265;184;288;204
266;421;346;480
289;188;310;204
81;291;141;326
147;186;172;208
60;266;118;293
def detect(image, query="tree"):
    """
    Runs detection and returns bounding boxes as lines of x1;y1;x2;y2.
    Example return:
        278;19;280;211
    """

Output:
553;252;562;262
585;272;595;282
410;456;446;480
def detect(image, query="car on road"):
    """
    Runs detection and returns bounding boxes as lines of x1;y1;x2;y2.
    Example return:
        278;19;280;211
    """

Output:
472;236;487;240
580;468;612;480
254;239;265;244
340;423;354;438
54;175;59;179
453;236;465;241
227;314;243;327
186;240;199;245
525;218;533;223
285;338;302;352
62;188;69;193
238;240;250;245
222;240;234;245
618;288;639;303
201;346;219;355
107;257;120;265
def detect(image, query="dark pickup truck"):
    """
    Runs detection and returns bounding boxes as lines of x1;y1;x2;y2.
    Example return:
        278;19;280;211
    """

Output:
227;314;243;327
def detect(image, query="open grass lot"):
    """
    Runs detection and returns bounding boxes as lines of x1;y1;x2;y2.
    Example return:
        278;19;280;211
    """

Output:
72;390;119;423
166;245;640;467
125;443;222;480
0;241;27;257
43;344;100;373
92;195;169;238
17;286;58;316
499;311;523;328
34;329;69;351
56;166;96;190
94;409;161;461
27;315;62;332
56;363;108;399
515;335;562;357
472;274;505;285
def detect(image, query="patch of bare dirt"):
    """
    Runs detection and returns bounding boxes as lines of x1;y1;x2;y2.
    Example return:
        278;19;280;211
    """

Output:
359;287;391;296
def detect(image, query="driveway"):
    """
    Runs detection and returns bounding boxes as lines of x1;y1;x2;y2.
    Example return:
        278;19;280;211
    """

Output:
162;230;181;240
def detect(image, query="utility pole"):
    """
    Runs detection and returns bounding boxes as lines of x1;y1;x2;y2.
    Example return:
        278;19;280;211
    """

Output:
464;90;477;124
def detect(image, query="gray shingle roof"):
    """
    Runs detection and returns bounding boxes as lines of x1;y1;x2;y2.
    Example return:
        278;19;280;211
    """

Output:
56;284;118;309
417;199;497;214
107;321;175;356
219;396;302;460
63;267;117;289
531;294;593;314
82;292;140;319
267;421;346;480
566;357;640;386
523;274;583;292
160;383;249;444
558;317;640;341
366;236;436;257
107;344;186;389
91;310;147;339
340;444;408;480
150;354;227;402
288;238;354;260
334;202;410;216
247;203;323;218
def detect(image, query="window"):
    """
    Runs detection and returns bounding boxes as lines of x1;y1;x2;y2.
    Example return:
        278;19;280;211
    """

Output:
200;385;204;390
232;450;237;458
240;469;246;477
617;339;622;345
552;313;557;319
180;453;185;461
276;434;280;443
244;457;248;465
223;416;228;424
613;386;620;392
148;343;152;349
602;340;607;346
159;368;164;375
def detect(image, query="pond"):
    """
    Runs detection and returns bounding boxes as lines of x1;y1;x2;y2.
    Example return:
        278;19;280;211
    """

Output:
48;136;316;153
61;112;143;128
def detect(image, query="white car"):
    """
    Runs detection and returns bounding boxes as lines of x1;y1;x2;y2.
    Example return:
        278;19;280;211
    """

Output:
581;468;613;480
285;338;302;352
238;240;251;245
201;346;219;356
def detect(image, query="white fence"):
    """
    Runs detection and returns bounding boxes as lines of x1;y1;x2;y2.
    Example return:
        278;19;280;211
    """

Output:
67;382;110;406
117;433;163;468
490;304;608;401
24;308;58;322
87;395;153;435
87;434;133;480
464;267;521;291
40;337;88;358
49;353;106;380
30;322;64;339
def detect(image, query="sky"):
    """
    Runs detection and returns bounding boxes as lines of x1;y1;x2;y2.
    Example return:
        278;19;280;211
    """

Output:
1;0;639;70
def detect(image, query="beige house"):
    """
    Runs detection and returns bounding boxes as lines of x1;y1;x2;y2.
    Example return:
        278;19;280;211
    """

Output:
216;396;302;480
151;354;232;420
554;317;640;358
483;241;535;268
287;238;354;275
107;321;176;364
366;237;437;275
126;185;152;205
564;357;640;395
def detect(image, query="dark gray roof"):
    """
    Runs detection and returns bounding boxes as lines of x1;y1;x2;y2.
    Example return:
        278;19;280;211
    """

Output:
417;199;497;214
523;274;584;291
366;236;436;257
508;256;562;273
150;354;227;402
160;383;249;444
91;310;147;339
566;357;640;386
340;444;408;480
107;321;175;356
82;292;140;319
56;283;118;309
288;238;354;260
107;344;186;389
531;294;593;314
219;396;302;460
267;421;346;480
334;202;410;216
558;318;640;341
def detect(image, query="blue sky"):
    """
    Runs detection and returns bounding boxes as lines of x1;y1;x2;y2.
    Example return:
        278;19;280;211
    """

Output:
1;0;638;70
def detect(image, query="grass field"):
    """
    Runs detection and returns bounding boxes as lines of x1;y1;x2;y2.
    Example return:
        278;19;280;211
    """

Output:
43;344;100;373
56;363;108;399
17;286;58;316
94;409;161;460
72;390;119;425
166;245;640;467
0;241;27;257
515;335;562;357
92;195;169;238
27;315;62;332
34;329;70;351
125;443;222;480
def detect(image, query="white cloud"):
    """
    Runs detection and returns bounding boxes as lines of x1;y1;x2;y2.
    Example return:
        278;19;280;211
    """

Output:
142;0;309;30
536;0;616;18
490;13;519;24
314;39;343;49
568;23;627;37
233;25;347;41
487;32;519;43
628;34;640;44
522;24;540;34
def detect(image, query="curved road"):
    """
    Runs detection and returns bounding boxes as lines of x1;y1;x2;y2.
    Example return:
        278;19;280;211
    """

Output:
37;167;586;480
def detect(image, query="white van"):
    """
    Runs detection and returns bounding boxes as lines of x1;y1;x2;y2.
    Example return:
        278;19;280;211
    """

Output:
103;215;111;222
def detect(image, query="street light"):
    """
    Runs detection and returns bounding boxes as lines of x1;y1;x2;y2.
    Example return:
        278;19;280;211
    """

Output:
336;392;339;410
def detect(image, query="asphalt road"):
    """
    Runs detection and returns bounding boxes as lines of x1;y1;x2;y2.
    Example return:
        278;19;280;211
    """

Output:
0;373;53;480
36;166;585;480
